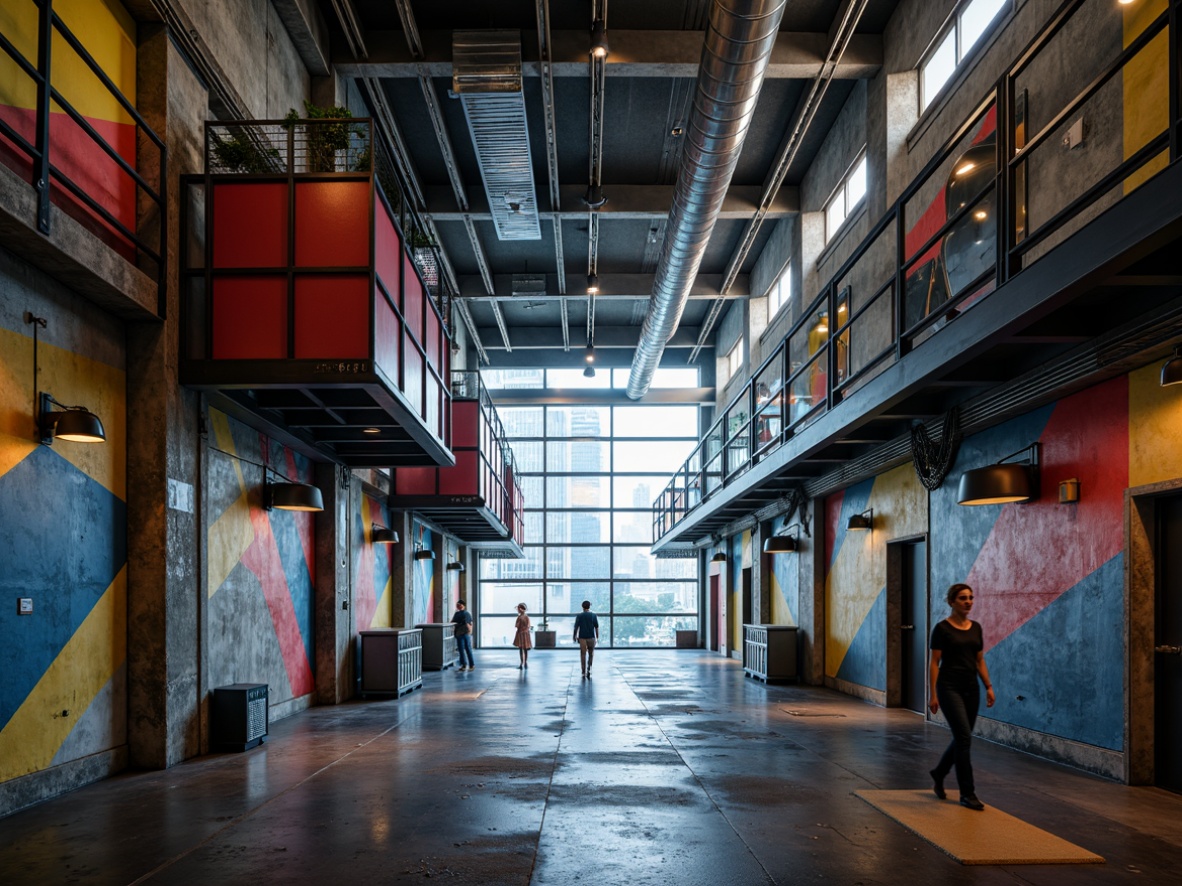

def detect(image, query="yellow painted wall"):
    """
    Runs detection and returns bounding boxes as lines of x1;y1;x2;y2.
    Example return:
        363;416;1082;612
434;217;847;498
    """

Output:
1128;362;1182;487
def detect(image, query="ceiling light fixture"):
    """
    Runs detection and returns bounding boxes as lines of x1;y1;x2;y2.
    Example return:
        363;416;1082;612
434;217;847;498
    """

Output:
590;18;609;59
1160;346;1182;386
957;443;1040;505
586;273;599;294
583;183;606;209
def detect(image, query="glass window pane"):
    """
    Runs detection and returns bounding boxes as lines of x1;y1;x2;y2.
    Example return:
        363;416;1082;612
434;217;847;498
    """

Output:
611;616;697;647
480;547;543;580
480;582;544;614
614;546;697;579
482;369;543;390
524;511;543;544
613;405;699;438
547;476;611;508
547;406;610;437
520;475;543;506
546;440;610;472
499;407;544;437
547;545;611;579
960;0;1006;56
547;511;610;544
512;440;544;472
613;475;669;508
477;615;520;647
922;29;957;110
648;367;700;388
611;510;653;545
846;155;867;209
614;582;698;613
539;616;580;648
613;439;695;474
546;368;610;389
826;193;846;239
549;582;610;613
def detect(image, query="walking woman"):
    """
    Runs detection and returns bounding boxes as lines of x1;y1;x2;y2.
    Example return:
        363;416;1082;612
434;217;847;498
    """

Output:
513;603;532;669
928;582;995;811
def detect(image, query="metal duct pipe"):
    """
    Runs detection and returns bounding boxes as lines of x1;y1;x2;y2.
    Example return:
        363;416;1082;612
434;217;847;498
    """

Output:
626;0;786;400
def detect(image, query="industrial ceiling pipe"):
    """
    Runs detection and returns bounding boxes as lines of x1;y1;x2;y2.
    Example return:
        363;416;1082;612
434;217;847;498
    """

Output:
626;0;786;400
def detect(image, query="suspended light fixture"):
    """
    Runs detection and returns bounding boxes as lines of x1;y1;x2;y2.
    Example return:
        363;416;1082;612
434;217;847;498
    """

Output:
583;183;606;209
846;508;873;531
586;273;600;294
1160;346;1182;386
585;344;596;364
957;443;1039;505
267;481;324;512
589;18;609;59
372;525;399;544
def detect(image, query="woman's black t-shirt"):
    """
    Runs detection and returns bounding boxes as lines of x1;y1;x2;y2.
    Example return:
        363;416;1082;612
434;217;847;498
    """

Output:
931;619;983;689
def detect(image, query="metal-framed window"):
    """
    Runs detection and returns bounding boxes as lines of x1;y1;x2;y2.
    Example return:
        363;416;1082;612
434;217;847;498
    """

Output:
824;152;867;243
919;0;1010;111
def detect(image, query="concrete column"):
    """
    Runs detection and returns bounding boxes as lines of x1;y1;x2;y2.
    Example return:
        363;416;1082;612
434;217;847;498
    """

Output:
390;511;412;628
797;501;826;685
314;463;353;704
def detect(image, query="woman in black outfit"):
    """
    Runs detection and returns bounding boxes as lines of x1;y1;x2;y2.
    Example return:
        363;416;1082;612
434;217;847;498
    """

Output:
928;582;995;810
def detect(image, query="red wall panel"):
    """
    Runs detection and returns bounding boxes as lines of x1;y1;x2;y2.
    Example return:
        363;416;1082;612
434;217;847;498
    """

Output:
212;276;288;358
403;254;423;343
453;401;479;448
213;183;288;267
375;205;402;301
294;180;370;268
294;275;369;358
404;347;423;416
375;287;400;382
439;450;478;496
395;466;437;495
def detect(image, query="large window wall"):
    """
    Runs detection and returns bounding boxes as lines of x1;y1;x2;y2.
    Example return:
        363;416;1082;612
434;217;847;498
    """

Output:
478;369;701;647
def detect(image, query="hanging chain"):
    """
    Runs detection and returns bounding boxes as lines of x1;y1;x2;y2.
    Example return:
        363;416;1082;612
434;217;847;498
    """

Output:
910;408;960;491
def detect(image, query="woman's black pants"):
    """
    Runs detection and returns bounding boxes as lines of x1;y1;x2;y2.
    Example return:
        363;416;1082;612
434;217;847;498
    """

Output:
934;681;980;797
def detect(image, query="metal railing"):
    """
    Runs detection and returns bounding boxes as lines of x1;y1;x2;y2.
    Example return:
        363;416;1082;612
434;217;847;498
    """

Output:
452;370;525;542
653;0;1180;542
0;0;167;310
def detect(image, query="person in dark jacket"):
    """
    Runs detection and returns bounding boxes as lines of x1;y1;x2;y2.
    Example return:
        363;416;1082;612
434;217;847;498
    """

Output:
451;599;475;670
573;600;599;679
928;582;995;810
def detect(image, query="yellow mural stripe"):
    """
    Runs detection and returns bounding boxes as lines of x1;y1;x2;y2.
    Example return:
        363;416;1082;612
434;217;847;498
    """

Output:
769;569;795;627
0;566;126;781
207;410;255;599
1128;363;1182;488
1122;0;1169;194
0;0;136;124
372;576;393;629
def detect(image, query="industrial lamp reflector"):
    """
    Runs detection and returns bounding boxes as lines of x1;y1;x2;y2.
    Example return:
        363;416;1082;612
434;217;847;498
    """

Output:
1161;346;1182;386
267;482;324;512
846;509;873;531
372;526;399;544
957;444;1039;505
39;392;105;444
763;534;798;554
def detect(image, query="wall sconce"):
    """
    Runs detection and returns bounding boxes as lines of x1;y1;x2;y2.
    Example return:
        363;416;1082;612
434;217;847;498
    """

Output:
446;561;465;572
372;525;399;544
957;443;1039;505
39;392;106;445
414;549;435;561
763;524;800;554
266;481;324;512
1161;346;1182;386
1058;478;1080;504
590;18;609;59
710;551;727;563
847;508;873;531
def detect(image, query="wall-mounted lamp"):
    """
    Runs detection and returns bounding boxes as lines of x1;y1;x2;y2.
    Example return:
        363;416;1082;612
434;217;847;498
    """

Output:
266;481;324;512
763;523;801;554
846;508;873;531
589;18;609;59
414;549;436;561
1160;346;1182;386
39;392;106;445
957;443;1039;505
710;551;727;563
1058;478;1080;505
446;561;465;572
372;525;399;544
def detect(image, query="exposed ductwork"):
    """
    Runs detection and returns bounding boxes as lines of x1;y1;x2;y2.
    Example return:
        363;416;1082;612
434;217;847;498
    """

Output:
453;30;542;241
627;0;786;399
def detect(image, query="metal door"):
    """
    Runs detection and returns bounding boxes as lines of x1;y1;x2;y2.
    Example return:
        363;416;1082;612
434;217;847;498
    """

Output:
901;540;928;713
1156;496;1182;793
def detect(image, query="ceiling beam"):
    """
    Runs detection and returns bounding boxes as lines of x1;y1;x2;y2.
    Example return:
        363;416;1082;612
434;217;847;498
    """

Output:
423;183;798;220
333;30;882;79
456;273;749;299
473;324;705;350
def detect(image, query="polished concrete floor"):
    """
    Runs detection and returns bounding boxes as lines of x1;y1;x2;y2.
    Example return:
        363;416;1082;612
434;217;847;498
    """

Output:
3;650;1181;884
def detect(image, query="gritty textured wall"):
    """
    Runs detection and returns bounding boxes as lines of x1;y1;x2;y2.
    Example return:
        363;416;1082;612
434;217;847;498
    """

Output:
354;493;394;631
410;521;436;628
0;249;127;797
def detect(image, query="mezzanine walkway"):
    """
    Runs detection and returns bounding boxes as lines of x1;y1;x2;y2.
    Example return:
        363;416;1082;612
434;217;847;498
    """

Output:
2;650;1180;884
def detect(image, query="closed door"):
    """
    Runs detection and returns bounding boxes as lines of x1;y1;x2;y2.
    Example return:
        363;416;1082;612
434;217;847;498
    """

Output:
710;575;721;652
901;541;928;714
1156;496;1182;793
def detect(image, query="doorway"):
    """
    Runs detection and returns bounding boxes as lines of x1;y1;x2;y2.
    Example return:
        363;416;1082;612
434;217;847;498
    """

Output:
1155;494;1182;793
710;574;721;653
886;536;928;711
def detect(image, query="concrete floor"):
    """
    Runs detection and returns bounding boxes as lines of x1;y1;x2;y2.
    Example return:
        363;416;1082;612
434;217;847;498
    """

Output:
3;650;1181;884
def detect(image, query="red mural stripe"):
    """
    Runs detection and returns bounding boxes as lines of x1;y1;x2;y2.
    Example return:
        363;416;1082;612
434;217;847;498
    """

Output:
967;378;1128;650
284;448;317;582
355;496;378;630
242;508;315;696
825;489;845;566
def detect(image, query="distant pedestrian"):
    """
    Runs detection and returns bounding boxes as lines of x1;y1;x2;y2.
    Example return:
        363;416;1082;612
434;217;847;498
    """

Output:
928;583;995;811
573;600;599;679
452;600;475;670
513;603;532;669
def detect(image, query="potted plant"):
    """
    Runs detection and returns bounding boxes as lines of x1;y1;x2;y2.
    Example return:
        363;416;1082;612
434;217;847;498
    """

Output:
534;617;556;649
284;100;364;173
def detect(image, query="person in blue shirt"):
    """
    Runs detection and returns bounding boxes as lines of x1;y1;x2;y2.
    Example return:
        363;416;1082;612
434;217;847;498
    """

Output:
573;600;599;679
451;600;475;670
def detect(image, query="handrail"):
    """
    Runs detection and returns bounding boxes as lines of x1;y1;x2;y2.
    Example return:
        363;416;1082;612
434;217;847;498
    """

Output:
0;0;168;307
652;0;1179;542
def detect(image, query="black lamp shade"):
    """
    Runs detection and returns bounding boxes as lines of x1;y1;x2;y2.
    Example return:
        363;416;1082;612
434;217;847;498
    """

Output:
1162;352;1182;386
52;409;106;443
710;551;727;562
269;482;324;512
372;527;399;544
763;535;797;553
583;364;596;378
446;561;465;572
414;549;436;560
847;511;872;531
957;463;1032;505
590;19;609;58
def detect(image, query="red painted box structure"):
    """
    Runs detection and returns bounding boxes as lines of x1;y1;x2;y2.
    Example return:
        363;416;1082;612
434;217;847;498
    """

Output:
180;119;452;467
389;371;524;556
